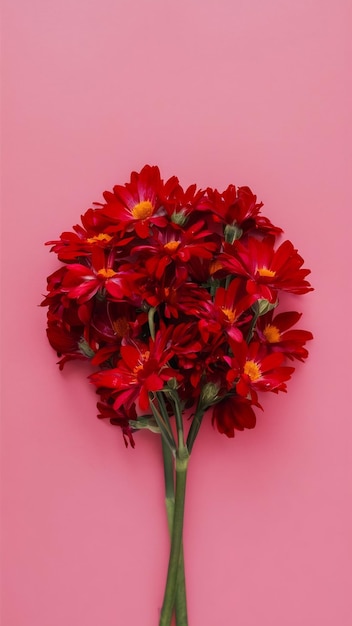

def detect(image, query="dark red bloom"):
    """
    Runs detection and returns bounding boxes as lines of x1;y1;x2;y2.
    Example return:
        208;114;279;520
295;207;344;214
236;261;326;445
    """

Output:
96;401;137;448
135;266;212;319
195;185;282;238
212;394;257;438
46;313;95;369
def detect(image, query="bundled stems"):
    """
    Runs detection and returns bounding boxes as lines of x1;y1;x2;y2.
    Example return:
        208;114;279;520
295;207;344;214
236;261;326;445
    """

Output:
161;437;188;626
159;447;189;626
152;381;209;625
155;390;190;626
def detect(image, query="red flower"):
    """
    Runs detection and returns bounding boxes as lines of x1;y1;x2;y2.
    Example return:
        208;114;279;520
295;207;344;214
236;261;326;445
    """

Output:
60;247;132;303
132;221;219;280
164;321;204;364
162;321;226;391
197;185;282;237
46;228;112;263
200;278;257;342
135;266;212;319
220;237;313;302
224;340;295;401
100;165;170;238
92;300;146;341
163;181;206;223
96;401;137;448
46;312;95;369
256;310;313;361
90;333;178;412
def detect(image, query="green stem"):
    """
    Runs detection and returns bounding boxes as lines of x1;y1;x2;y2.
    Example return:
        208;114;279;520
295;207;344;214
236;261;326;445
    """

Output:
148;306;157;340
186;409;205;454
246;305;260;343
174;548;187;626
161;438;188;626
149;394;176;453
157;392;173;439
168;390;185;449
162;435;175;529
159;450;189;626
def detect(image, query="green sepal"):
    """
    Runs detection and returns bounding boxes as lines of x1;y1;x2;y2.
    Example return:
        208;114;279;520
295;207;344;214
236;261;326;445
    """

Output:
129;416;160;434
224;223;243;243
171;210;188;226
78;337;96;358
256;298;278;316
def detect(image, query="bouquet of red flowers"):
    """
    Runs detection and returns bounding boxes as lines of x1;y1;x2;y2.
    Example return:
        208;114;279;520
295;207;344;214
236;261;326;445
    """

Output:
42;165;313;625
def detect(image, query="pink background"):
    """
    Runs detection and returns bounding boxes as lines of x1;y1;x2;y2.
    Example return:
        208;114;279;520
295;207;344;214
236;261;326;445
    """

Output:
1;1;352;624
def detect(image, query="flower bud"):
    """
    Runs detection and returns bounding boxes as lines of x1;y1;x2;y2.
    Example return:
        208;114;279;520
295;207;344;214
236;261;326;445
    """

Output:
224;223;243;243
199;382;220;410
255;299;278;316
171;210;188;226
166;377;179;390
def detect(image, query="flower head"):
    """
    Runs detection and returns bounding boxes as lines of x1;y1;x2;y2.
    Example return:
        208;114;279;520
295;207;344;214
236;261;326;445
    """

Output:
212;394;257;438
90;332;178;412
220;237;313;302
256;310;313;361
100;165;171;238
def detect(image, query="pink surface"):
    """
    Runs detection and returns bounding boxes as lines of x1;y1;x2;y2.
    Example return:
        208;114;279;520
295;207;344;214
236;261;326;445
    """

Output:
1;1;352;624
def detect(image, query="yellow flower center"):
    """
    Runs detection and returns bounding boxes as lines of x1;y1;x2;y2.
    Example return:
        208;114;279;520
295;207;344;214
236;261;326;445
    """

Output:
222;307;237;323
112;317;129;337
210;260;223;275
86;233;112;243
97;268;117;279
164;241;180;252
244;360;262;381
257;267;276;278
131;200;154;220
133;351;150;375
263;324;281;343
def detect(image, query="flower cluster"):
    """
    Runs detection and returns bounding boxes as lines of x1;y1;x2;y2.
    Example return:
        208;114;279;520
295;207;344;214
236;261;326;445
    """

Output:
42;165;313;447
